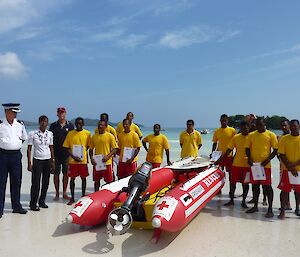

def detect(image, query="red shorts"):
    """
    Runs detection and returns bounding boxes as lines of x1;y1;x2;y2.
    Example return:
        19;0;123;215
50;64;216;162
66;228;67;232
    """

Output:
93;165;114;183
231;166;250;184
118;162;137;179
219;156;233;172
278;170;300;193
150;163;161;169
68;164;89;178
250;167;272;185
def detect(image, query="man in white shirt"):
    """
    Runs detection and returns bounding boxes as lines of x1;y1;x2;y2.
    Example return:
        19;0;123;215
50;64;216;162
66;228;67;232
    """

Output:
27;115;54;211
0;103;28;218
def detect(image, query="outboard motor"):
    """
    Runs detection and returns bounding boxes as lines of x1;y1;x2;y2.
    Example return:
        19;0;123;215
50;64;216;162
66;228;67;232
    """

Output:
107;162;152;235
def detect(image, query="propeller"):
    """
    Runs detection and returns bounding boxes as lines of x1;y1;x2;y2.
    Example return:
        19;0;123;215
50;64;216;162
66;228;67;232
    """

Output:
107;208;132;235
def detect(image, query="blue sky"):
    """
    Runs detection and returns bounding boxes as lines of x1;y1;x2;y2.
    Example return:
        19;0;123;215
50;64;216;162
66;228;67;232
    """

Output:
0;0;300;127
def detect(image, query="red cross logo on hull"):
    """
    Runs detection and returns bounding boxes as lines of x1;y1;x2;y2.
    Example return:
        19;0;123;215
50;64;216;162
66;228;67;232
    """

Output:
157;201;169;210
74;201;83;208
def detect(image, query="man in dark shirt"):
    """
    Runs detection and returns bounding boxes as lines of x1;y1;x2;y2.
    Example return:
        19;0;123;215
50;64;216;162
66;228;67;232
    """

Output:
49;107;74;200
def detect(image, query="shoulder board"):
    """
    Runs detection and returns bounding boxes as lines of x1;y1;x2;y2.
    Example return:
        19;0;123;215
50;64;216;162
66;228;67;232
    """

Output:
0;120;2;124
17;120;24;125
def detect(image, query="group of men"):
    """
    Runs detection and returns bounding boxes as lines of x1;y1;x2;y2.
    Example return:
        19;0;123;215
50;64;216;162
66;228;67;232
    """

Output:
0;103;299;221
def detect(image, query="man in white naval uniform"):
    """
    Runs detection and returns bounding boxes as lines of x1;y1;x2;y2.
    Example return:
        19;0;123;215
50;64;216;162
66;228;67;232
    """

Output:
0;103;28;218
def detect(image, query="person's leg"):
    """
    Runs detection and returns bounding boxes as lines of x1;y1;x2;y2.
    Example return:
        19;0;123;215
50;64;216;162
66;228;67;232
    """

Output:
62;159;70;199
9;152;25;212
30;158;42;210
246;184;260;213
264;185;274;218
286;193;292;210
67;178;75;205
248;185;255;203
53;159;60;200
94;181;100;192
81;178;86;197
278;191;288;219
295;191;300;216
0;154;9;217
241;184;249;208
262;185;268;206
224;183;236;206
39;160;51;208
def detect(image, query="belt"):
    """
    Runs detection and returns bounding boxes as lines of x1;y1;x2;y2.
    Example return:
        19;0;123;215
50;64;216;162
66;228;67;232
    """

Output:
0;148;21;154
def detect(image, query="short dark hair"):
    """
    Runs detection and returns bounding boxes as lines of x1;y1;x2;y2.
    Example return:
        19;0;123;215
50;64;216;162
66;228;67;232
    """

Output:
220;114;228;119
290;119;300;125
100;113;109;120
154;123;161;129
127;112;133;117
123;118;130;124
281;119;290;124
75;117;84;125
256;117;265;123
38;115;48;123
98;120;107;126
187;119;194;125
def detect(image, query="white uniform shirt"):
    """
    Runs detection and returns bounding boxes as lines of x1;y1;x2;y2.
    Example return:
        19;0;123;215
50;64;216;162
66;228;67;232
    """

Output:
0;118;28;150
28;130;53;160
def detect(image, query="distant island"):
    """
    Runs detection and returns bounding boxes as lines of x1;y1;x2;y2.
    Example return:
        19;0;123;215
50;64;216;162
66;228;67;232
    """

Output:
23;118;144;128
228;115;287;130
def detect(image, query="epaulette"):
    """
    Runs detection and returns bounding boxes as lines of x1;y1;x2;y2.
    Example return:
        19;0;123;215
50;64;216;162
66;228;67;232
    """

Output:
17;120;24;125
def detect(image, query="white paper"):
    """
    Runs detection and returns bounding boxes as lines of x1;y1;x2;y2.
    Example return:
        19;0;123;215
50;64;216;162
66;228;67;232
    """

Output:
210;151;223;162
94;154;106;171
122;147;136;162
72;145;84;160
251;163;266;181
288;171;300;185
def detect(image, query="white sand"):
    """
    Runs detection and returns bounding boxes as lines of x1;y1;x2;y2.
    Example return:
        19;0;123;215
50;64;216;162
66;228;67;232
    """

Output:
0;148;300;257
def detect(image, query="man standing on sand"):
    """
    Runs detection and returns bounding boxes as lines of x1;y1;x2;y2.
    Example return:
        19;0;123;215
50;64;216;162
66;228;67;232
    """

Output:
89;120;118;191
211;114;236;194
245;118;278;218
0;103;28;218
116;112;142;139
63;117;91;205
118;119;141;179
143;124;172;168
216;121;250;208
278;119;300;219
180;120;202;159
50;107;74;201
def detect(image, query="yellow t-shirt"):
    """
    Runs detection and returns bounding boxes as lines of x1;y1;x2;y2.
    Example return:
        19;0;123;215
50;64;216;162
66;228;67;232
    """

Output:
228;133;249;168
278;134;300;171
63;129;91;164
180;130;202;158
94;124;117;140
118;130;142;163
213;127;236;155
89;132;118;165
143;134;170;164
116;122;143;138
245;130;278;168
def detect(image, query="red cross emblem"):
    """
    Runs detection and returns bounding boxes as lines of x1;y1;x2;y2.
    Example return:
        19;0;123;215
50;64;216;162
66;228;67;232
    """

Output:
157;201;169;210
74;201;83;208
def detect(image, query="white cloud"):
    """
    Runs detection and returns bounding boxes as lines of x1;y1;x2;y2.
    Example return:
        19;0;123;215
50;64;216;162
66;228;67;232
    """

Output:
159;25;240;49
153;0;194;15
0;0;73;33
117;34;147;48
91;29;125;42
0;52;27;79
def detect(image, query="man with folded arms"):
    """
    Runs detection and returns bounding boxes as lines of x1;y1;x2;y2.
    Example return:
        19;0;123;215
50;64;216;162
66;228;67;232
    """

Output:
278;119;300;219
89;120;118;191
245;118;278;218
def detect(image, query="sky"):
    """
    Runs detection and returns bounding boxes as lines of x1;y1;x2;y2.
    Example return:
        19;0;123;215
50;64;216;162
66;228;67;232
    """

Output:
0;0;300;127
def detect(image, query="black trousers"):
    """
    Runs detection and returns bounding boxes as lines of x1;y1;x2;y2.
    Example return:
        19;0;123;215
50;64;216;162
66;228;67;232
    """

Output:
30;158;51;207
0;150;23;214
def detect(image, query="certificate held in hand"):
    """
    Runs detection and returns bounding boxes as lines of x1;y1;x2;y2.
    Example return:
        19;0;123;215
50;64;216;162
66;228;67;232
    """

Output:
122;147;136;162
251;163;266;181
94;154;106;171
72;145;84;160
288;171;300;185
210;151;222;162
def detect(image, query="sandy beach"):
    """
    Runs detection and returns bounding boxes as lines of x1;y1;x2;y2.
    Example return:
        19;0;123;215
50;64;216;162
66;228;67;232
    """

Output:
1;140;300;257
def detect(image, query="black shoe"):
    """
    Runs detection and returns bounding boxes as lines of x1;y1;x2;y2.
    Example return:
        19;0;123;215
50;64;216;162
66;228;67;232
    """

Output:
39;203;48;209
224;200;234;206
246;206;258;213
247;199;255;204
0;213;2;219
13;208;28;214
30;206;40;211
241;202;248;209
295;210;300;216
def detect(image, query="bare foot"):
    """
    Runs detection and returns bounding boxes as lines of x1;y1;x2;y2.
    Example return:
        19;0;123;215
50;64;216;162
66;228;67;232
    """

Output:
277;212;285;220
265;211;274;218
246;206;258;213
53;195;59;201
63;194;71;200
241;202;248;209
262;200;268;206
224;200;234;206
67;200;75;206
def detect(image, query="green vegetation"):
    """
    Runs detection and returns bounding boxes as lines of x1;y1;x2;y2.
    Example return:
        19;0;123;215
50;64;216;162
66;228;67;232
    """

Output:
228;115;288;129
70;118;144;128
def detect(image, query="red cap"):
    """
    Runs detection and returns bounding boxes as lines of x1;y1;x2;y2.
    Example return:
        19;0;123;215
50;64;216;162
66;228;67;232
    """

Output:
57;107;66;113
